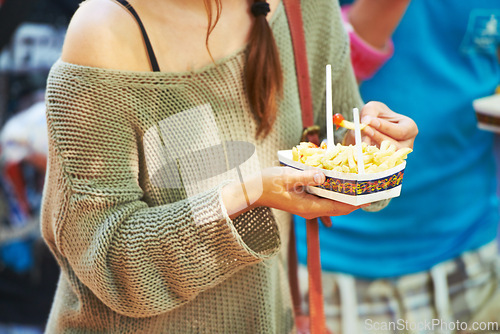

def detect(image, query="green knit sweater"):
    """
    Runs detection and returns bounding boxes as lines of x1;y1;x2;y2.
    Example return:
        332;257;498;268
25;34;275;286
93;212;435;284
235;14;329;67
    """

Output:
41;0;362;332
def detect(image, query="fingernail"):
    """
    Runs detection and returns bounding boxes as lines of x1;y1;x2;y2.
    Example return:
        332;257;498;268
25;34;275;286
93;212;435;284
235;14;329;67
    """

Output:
364;126;374;137
370;118;381;128
313;173;325;184
361;115;372;124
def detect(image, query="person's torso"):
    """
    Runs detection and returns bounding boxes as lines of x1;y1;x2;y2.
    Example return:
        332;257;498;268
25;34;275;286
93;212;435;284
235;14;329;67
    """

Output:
297;0;500;278
42;0;360;331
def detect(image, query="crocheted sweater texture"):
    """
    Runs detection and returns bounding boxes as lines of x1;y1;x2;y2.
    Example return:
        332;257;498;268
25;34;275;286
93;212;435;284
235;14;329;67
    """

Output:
41;0;361;332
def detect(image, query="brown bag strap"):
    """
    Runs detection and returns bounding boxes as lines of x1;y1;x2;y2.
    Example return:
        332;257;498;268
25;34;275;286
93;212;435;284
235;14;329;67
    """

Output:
283;0;327;333
305;220;327;334
282;0;319;146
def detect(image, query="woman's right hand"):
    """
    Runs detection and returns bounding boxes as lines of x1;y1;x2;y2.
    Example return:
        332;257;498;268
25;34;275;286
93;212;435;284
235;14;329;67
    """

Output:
222;166;364;220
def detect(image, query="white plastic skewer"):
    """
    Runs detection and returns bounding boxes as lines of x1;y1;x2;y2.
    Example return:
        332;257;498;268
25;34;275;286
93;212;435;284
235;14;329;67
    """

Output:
326;65;334;150
352;107;365;174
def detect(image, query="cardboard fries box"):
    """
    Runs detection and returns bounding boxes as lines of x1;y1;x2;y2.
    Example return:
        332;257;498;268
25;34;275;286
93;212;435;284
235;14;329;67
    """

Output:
278;149;406;206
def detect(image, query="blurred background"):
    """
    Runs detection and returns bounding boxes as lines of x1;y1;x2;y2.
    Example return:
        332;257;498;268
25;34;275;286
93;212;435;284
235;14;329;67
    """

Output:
0;0;79;332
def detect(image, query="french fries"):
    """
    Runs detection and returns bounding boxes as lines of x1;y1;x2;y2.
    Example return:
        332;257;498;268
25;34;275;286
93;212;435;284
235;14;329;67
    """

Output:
333;113;367;130
292;140;412;173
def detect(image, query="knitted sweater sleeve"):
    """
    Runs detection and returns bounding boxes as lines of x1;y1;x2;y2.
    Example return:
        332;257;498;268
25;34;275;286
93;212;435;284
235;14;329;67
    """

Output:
43;64;281;318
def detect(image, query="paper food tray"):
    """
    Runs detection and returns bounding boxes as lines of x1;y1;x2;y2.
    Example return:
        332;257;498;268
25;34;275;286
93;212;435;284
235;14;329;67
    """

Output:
474;94;500;133
278;150;406;206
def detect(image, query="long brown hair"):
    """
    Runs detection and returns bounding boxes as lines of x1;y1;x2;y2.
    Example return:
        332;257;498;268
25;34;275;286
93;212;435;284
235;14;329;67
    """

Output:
203;0;283;138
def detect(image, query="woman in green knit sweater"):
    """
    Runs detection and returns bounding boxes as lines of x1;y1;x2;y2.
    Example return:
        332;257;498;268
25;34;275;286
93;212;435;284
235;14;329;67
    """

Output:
41;0;417;332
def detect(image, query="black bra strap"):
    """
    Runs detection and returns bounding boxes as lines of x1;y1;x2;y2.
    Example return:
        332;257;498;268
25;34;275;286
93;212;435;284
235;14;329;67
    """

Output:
114;0;160;72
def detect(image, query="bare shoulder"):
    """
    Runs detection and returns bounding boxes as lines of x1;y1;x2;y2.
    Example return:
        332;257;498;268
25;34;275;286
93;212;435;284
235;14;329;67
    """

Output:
61;0;147;70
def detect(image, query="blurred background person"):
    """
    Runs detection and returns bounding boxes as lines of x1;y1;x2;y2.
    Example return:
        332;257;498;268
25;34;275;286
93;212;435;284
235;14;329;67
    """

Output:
0;88;55;334
0;0;79;332
295;0;500;333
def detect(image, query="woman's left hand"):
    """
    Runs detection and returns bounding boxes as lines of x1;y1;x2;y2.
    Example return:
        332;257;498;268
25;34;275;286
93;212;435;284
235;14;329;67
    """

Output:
344;101;418;149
